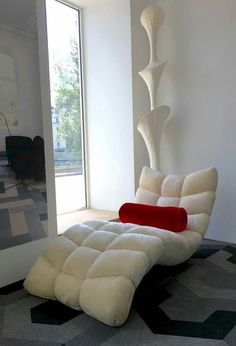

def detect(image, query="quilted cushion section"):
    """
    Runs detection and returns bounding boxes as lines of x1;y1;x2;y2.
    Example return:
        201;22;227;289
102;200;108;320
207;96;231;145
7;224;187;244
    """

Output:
80;276;135;326
157;196;180;207
161;175;185;197
82;231;117;251
55;274;83;309
64;224;95;246
63;247;101;278
87;250;149;286
24;222;173;327
179;191;215;215
125;226;202;265
186;213;210;236
135;187;159;205
181;167;218;196
44;236;77;271
139;166;165;194
24;256;59;299
135;166;218;236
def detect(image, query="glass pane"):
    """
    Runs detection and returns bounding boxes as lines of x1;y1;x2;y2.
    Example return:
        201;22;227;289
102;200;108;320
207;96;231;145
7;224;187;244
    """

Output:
46;0;86;215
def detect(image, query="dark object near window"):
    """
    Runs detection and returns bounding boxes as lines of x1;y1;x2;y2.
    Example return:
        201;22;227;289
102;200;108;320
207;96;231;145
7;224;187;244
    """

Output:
6;135;46;181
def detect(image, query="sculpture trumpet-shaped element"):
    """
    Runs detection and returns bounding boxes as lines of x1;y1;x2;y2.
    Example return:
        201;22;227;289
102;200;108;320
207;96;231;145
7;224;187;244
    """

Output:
138;5;170;171
138;105;170;170
139;5;167;110
140;5;164;65
139;61;167;110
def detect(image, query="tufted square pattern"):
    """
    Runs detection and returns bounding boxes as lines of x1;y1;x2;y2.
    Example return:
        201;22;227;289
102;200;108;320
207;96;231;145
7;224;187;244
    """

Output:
24;221;165;326
24;167;217;327
136;166;218;236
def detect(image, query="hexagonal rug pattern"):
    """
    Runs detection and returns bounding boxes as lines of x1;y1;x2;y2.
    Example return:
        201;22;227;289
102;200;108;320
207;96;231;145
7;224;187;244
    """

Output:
0;239;236;345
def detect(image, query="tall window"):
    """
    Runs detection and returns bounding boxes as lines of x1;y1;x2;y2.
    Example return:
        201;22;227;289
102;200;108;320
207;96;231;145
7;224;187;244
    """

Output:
46;0;86;214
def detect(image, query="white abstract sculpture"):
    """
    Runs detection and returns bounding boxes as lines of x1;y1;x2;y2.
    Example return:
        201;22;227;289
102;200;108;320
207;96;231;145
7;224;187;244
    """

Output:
137;105;170;171
138;5;170;170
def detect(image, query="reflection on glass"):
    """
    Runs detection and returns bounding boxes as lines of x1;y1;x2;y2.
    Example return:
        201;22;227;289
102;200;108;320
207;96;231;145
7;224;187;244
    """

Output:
0;0;48;250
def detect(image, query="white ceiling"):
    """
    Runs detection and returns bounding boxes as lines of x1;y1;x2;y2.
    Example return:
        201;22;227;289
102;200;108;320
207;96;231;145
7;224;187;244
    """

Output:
0;0;37;35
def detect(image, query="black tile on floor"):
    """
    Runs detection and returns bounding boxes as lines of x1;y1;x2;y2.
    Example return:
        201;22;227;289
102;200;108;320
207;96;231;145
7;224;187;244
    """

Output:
31;300;83;325
0;181;5;193
224;246;236;264
0;280;24;295
192;248;220;259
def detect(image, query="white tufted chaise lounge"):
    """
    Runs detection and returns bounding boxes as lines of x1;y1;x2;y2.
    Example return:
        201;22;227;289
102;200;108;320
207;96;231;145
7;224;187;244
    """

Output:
24;166;218;326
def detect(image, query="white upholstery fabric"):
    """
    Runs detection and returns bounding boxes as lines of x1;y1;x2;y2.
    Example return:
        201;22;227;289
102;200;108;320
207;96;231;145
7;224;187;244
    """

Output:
136;166;218;236
24;167;218;327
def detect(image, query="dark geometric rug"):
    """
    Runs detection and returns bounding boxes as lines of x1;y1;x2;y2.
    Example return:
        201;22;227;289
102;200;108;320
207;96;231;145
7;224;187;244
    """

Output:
0;239;236;345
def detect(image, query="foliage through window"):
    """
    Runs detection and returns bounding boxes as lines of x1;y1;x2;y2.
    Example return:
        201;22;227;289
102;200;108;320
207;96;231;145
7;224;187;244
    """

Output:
46;0;86;214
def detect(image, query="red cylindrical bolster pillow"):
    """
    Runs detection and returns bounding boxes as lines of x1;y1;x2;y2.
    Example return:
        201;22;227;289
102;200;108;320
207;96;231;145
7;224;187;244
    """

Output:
119;203;187;232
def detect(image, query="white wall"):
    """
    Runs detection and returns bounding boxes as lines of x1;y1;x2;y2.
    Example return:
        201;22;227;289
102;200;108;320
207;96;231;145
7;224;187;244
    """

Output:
82;0;135;210
131;0;236;243
0;27;43;150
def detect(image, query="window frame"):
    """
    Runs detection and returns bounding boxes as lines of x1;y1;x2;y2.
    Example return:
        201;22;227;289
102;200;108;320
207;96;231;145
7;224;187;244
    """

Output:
47;0;88;209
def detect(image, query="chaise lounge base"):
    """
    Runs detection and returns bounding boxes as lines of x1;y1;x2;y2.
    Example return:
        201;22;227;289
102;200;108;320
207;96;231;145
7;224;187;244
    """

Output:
24;220;202;326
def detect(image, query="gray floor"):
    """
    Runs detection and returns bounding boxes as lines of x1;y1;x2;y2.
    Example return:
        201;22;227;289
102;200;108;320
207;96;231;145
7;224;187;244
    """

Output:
0;239;236;345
